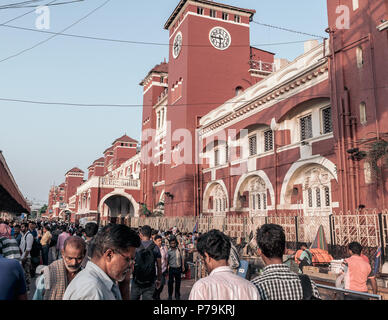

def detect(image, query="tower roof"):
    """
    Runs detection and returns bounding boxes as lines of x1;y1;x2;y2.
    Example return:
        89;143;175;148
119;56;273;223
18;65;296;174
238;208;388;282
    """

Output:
164;0;256;30
140;62;168;86
103;146;114;154
93;157;105;164
112;135;138;145
65;167;84;175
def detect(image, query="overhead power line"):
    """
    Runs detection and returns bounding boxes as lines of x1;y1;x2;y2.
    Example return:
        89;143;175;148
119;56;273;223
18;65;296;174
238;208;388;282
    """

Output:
0;23;320;47
252;20;326;39
0;87;386;109
0;0;111;63
0;0;58;25
0;0;83;9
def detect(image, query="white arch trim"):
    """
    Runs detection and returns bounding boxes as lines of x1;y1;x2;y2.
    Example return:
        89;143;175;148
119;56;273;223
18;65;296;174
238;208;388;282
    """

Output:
233;170;275;209
98;190;140;217
202;180;230;213
280;155;338;205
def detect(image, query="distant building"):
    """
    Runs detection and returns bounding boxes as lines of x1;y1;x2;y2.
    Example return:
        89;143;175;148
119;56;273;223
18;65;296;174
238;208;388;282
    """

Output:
46;135;140;224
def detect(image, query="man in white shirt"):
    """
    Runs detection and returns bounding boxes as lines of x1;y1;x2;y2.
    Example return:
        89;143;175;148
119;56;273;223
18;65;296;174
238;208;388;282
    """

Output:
19;222;34;291
63;224;141;300
189;229;260;300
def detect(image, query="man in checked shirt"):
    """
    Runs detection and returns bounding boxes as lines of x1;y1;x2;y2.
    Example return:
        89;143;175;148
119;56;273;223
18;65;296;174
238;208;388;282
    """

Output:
251;224;321;300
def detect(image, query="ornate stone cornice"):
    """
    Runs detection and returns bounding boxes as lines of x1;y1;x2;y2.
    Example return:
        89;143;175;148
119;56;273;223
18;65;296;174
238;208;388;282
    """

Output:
200;62;328;137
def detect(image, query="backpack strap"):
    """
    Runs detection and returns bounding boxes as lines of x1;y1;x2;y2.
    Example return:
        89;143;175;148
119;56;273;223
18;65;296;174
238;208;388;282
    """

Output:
24;231;31;252
298;274;314;300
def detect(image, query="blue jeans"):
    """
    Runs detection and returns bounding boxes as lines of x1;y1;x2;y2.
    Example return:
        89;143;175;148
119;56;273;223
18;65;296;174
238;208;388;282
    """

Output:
42;245;49;265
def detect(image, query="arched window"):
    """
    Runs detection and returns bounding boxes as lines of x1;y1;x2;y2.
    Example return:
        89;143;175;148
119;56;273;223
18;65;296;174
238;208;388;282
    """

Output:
235;86;243;96
210;185;227;216
324;187;330;207
248;177;267;216
356;46;364;68
316;188;321;207
360;102;367;125
303;167;332;216
308;188;313;208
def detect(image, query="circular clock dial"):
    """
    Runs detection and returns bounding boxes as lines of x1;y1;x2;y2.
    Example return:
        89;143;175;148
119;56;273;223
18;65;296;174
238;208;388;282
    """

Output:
209;27;231;50
173;32;182;59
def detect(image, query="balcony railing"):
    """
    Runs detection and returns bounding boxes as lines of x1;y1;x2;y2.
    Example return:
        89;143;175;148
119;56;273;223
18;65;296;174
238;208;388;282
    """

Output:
99;177;139;188
249;60;276;75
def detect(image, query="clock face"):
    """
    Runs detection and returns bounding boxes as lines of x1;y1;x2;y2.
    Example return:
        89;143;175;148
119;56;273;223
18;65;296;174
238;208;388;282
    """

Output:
173;32;182;59
209;27;231;50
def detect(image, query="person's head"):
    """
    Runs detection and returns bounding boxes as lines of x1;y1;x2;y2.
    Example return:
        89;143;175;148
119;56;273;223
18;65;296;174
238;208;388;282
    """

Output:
300;243;308;250
154;235;163;247
43;225;51;233
196;229;231;273
169;236;178;249
21;223;28;233
29;221;36;231
256;224;286;264
151;229;158;240
14;224;21;234
84;222;98;238
348;242;362;256
0;223;11;239
61;236;86;273
139;225;152;241
92;224;141;282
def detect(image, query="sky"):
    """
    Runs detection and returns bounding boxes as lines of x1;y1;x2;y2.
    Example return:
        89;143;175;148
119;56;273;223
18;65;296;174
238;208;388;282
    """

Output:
0;0;328;207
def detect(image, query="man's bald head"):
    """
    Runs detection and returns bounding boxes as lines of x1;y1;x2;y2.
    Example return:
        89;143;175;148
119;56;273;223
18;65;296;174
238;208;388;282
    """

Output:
63;236;86;254
62;236;86;273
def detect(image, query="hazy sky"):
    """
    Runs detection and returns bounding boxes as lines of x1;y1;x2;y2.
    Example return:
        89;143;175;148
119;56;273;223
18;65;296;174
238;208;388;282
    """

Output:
0;0;328;206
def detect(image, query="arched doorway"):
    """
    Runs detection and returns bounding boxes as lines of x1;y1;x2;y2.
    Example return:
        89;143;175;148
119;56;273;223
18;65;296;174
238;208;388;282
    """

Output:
100;194;136;224
233;170;275;217
281;161;338;243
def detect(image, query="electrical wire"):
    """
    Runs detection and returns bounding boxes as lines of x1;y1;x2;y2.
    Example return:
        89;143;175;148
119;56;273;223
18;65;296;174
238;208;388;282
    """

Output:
0;0;83;9
252;20;326;39
0;23;320;47
0;0;111;63
0;0;58;25
0;86;386;109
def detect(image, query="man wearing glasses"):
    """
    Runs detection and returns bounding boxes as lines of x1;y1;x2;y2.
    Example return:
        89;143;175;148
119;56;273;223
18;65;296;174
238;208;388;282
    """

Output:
63;224;141;300
33;236;86;300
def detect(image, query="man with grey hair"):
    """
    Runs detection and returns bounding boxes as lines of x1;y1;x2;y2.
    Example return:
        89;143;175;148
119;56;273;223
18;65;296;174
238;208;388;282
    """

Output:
33;236;86;300
63;224;141;300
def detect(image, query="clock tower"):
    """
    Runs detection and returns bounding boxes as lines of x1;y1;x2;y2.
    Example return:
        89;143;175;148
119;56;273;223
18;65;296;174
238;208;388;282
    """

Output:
161;0;274;217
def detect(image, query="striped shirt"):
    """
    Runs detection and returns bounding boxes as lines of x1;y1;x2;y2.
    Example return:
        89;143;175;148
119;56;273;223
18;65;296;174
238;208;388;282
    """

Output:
251;264;320;300
0;237;21;261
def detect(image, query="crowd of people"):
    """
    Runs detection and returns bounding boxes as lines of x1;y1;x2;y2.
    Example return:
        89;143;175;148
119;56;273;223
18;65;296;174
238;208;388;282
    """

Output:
0;218;379;301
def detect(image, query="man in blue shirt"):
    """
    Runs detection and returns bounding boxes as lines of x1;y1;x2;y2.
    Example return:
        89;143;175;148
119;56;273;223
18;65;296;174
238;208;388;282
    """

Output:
0;254;27;300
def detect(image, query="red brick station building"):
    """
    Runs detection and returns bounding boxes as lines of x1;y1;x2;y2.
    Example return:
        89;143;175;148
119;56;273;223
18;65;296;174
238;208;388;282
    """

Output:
44;0;388;226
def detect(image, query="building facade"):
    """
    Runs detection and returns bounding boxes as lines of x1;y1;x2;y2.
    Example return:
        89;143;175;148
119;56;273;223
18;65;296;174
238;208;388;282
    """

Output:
46;0;388;225
46;135;141;224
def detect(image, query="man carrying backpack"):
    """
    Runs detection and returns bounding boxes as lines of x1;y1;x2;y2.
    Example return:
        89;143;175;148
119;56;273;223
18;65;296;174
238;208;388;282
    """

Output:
130;225;162;300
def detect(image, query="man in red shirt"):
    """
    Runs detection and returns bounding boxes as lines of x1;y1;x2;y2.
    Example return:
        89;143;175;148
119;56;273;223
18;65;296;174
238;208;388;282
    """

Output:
342;242;378;300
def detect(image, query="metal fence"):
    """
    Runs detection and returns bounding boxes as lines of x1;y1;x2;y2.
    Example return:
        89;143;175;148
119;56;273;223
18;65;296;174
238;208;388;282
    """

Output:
128;209;388;268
